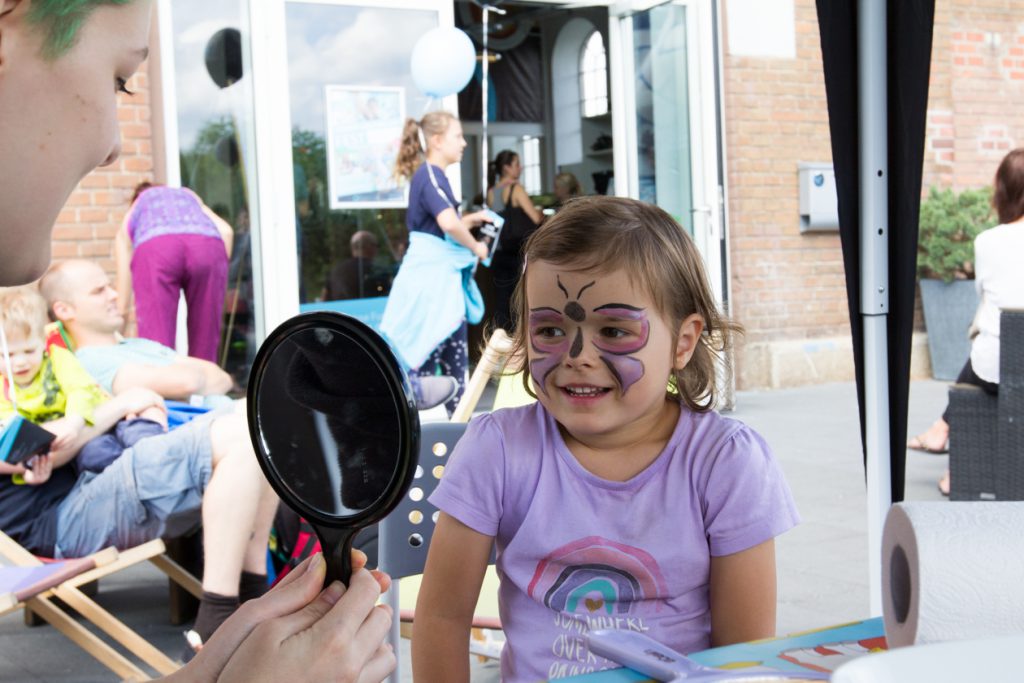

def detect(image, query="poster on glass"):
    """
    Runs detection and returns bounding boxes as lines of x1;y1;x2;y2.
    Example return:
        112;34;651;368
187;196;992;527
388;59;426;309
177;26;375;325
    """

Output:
324;85;406;209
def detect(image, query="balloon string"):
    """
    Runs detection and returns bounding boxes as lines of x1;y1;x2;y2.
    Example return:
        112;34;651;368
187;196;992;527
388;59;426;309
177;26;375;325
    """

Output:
420;96;437;117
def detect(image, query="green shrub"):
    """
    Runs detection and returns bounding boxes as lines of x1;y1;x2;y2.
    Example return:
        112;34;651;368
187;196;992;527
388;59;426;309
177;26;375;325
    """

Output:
917;186;994;282
530;193;557;209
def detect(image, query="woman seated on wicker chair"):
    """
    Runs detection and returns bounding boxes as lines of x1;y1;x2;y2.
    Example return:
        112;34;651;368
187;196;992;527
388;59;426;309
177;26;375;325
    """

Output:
909;148;1024;495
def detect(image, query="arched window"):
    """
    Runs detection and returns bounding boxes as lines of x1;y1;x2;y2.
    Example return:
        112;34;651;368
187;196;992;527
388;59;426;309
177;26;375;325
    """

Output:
579;31;608;118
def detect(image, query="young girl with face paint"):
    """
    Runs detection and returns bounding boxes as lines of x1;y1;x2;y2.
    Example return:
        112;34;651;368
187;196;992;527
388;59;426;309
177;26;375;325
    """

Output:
413;197;800;683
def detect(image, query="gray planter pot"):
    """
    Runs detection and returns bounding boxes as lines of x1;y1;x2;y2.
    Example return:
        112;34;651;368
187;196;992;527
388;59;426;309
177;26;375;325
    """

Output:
919;278;979;381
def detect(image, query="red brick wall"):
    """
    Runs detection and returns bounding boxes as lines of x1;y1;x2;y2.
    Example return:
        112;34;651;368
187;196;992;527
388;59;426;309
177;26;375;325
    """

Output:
50;63;154;277
725;0;1024;388
722;0;847;387
923;1;1024;193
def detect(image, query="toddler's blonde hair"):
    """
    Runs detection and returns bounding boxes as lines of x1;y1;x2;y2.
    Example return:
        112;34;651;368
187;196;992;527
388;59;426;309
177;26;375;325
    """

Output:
0;286;48;343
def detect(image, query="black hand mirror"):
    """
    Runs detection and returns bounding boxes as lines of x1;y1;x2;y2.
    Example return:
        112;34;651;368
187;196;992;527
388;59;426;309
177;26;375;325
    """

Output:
247;311;419;586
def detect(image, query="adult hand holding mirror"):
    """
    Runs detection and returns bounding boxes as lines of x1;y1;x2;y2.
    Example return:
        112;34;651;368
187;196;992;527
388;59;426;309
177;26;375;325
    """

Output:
247;312;418;586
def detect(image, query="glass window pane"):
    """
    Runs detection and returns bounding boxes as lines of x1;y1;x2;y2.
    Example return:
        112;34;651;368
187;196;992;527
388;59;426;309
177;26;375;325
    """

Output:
580;31;608;118
284;3;438;310
172;0;259;388
520;136;542;195
633;6;693;231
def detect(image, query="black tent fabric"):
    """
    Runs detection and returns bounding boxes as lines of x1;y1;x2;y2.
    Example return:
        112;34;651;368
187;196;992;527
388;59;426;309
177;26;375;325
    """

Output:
816;0;935;503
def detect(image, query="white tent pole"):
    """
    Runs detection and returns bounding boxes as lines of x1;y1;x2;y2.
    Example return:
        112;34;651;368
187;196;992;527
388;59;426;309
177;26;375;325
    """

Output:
859;0;891;617
480;3;506;206
481;4;490;202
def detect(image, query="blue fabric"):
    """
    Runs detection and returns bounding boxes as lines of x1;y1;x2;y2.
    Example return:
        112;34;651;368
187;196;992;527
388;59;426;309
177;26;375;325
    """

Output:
380;231;483;369
406;164;456;239
77;339;232;411
76;338;177;393
54;416;215;558
75;418;165;474
165;400;212;429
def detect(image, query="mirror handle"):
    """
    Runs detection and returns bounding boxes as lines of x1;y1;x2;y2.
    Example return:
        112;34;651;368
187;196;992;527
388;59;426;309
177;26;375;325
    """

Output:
313;525;355;587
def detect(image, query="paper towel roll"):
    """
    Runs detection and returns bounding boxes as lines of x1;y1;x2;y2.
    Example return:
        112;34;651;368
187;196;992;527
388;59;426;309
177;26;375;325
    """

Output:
882;502;1024;647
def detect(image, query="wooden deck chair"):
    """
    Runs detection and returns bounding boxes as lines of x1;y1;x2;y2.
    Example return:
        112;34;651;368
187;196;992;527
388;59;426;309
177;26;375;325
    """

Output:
42;320;205;623
0;555;163;679
0;530;198;678
450;328;515;423
379;422;504;683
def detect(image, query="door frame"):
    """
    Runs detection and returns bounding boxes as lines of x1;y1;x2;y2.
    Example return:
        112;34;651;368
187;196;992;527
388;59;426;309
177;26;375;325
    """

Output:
607;0;728;308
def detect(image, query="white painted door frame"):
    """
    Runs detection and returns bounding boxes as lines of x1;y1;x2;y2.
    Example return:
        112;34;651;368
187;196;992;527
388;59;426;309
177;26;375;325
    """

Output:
608;0;727;308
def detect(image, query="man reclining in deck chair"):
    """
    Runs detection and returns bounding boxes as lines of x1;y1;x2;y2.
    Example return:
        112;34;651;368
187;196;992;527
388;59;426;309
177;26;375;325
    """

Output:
1;282;279;658
43;259;458;414
41;260;235;411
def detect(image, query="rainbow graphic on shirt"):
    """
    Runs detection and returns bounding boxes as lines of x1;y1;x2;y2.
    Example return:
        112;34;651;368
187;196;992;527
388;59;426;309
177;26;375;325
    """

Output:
527;536;669;615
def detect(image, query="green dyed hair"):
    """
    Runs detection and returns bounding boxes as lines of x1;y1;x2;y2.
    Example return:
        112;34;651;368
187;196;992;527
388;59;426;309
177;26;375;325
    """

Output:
27;0;135;59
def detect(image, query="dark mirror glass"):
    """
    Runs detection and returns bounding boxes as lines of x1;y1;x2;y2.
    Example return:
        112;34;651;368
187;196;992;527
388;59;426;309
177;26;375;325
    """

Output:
248;312;417;585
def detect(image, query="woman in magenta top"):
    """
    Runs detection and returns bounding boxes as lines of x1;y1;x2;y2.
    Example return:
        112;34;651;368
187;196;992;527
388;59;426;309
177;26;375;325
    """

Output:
115;182;233;363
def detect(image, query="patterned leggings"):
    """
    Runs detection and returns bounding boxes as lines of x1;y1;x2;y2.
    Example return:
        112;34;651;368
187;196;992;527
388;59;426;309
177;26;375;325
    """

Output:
415;321;468;415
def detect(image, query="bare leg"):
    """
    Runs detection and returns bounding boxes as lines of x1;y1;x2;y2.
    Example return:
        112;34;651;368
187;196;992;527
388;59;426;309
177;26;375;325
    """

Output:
228;398;275;574
245;476;279;574
908;417;949;452
201;411;276;595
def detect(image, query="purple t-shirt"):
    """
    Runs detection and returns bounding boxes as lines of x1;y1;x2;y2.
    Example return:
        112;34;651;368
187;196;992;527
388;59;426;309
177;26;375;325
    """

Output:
128;186;220;247
430;401;799;683
406;163;457;239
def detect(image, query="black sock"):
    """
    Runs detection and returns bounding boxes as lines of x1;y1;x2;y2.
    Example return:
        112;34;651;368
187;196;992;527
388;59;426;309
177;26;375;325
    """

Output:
192;592;240;643
239;571;269;603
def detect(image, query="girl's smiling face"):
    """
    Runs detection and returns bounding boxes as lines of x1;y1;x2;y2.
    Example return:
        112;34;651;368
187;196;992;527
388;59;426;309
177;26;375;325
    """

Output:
525;260;702;448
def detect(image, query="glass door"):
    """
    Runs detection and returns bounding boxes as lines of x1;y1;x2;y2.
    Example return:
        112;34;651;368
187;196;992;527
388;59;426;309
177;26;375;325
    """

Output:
250;0;454;334
609;0;725;304
159;0;262;388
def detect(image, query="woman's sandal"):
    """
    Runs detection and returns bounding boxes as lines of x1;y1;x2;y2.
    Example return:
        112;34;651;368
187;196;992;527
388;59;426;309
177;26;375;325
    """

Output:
937;470;950;497
907;433;949;454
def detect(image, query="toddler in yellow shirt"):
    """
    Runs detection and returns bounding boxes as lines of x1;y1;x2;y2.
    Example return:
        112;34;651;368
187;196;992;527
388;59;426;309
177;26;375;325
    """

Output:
0;286;112;459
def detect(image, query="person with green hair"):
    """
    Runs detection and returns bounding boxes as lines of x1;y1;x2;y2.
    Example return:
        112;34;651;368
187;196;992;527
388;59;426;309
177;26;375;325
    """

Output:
0;2;396;681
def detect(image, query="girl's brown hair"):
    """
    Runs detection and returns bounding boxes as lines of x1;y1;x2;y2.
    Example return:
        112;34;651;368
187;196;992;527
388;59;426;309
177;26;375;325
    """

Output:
131;180;155;205
993;148;1024;225
506;196;740;412
393;111;457;182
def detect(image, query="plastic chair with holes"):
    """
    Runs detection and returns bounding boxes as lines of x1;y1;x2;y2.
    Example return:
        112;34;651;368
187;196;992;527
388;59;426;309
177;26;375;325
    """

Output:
378;421;503;683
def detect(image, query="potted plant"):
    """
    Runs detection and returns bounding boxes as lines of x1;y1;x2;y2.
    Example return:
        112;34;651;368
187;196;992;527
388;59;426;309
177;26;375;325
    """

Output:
917;186;994;380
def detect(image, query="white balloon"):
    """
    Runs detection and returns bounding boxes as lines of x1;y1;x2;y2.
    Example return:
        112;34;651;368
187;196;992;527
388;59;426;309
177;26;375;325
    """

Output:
410;27;477;98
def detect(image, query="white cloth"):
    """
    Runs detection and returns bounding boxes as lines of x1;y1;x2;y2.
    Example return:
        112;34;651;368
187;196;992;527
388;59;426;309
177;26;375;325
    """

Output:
969;222;1024;383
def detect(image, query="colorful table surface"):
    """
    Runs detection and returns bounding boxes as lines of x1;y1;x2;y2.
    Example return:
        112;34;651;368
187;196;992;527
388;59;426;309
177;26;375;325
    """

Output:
556;617;886;682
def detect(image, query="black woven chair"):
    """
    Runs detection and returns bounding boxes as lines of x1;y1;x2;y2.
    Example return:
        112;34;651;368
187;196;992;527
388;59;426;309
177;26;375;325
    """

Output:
947;308;1024;500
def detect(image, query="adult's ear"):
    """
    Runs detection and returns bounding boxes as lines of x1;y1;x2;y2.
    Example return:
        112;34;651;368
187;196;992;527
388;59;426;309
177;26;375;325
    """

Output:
50;299;75;324
674;313;705;370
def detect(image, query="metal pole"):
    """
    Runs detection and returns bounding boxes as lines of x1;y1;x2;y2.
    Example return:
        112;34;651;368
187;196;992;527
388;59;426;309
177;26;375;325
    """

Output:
480;4;505;207
481;6;489;205
859;0;891;617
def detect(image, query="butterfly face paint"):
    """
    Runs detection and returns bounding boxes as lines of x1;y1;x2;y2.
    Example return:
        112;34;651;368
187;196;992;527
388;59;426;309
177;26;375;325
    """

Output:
528;275;652;396
592;304;650;393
